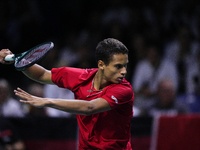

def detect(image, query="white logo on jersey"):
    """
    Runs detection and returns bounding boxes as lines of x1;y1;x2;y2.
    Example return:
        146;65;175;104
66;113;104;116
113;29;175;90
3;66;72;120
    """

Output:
111;95;118;103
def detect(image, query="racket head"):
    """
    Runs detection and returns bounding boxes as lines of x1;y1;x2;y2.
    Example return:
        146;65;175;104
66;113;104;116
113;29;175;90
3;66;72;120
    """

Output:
14;41;54;71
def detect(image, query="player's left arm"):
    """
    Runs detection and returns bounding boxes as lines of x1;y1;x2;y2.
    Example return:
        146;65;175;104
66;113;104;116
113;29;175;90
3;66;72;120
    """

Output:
47;97;111;115
14;87;111;115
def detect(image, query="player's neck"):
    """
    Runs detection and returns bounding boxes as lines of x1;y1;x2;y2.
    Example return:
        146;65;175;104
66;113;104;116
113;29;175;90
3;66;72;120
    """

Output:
94;70;110;90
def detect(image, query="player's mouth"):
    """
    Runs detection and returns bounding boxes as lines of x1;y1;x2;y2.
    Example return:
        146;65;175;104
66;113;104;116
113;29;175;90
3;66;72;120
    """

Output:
117;77;124;82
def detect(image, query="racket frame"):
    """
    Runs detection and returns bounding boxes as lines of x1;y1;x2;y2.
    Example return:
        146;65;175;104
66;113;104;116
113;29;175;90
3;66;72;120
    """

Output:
5;41;54;71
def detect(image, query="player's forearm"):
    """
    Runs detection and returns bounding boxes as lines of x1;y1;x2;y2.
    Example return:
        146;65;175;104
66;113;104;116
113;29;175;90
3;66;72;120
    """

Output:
23;64;53;84
45;99;94;115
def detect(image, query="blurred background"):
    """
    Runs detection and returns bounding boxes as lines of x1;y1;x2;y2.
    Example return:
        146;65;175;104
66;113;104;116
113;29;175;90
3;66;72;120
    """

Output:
1;0;200;150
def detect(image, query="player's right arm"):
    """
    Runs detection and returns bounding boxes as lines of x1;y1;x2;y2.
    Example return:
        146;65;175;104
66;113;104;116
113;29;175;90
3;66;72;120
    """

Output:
0;49;54;85
22;64;54;85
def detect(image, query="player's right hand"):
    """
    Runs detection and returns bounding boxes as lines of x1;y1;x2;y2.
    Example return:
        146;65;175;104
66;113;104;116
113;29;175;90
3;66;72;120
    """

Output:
0;49;14;64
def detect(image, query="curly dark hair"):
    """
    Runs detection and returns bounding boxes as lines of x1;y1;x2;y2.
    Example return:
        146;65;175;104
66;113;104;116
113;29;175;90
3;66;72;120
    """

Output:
95;38;129;65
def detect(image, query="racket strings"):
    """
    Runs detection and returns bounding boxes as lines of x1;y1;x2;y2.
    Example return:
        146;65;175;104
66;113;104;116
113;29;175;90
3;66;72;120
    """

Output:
24;45;49;61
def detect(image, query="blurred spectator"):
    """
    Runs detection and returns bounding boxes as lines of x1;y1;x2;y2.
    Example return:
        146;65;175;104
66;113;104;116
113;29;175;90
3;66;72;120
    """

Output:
163;25;199;94
143;79;189;117
131;44;178;110
43;84;75;118
0;118;26;150
0;79;26;117
26;83;47;117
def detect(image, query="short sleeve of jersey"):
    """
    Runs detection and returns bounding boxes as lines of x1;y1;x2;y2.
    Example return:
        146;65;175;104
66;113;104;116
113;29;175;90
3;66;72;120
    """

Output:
51;67;84;90
102;84;134;109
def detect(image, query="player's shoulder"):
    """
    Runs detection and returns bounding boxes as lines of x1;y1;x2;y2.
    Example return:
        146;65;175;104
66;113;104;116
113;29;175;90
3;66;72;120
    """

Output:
104;80;134;102
80;68;98;78
84;68;98;74
108;79;133;93
121;79;133;89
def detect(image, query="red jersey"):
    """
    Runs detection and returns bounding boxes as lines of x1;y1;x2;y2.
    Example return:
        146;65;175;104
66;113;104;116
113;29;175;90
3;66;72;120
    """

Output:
51;67;134;150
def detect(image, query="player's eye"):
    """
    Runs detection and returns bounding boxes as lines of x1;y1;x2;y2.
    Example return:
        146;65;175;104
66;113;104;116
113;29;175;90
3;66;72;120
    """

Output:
115;64;123;69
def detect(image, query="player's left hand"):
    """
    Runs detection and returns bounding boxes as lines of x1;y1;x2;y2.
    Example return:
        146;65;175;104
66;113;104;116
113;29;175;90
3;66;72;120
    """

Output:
14;87;46;108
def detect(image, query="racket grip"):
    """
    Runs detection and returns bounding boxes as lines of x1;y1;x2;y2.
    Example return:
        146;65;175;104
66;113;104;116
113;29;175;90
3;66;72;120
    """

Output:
4;54;15;61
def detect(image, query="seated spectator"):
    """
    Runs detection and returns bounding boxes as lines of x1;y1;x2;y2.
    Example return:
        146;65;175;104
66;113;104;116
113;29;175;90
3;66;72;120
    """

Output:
143;79;190;117
0;79;26;117
131;44;178;110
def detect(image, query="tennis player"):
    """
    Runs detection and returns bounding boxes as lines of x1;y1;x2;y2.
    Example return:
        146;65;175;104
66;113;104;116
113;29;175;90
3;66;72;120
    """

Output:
1;38;134;150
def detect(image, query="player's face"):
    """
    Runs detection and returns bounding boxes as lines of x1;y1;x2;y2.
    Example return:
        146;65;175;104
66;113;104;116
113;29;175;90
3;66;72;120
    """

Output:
103;53;128;84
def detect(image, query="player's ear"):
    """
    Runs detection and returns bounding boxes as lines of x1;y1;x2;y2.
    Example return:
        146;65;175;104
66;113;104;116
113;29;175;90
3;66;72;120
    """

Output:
98;60;105;70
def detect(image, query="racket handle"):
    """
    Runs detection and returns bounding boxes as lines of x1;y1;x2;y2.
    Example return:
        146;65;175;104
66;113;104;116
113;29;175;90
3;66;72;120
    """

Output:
4;54;15;61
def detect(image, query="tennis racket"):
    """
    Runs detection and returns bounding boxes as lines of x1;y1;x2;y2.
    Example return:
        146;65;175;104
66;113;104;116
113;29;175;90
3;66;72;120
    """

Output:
4;41;54;71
